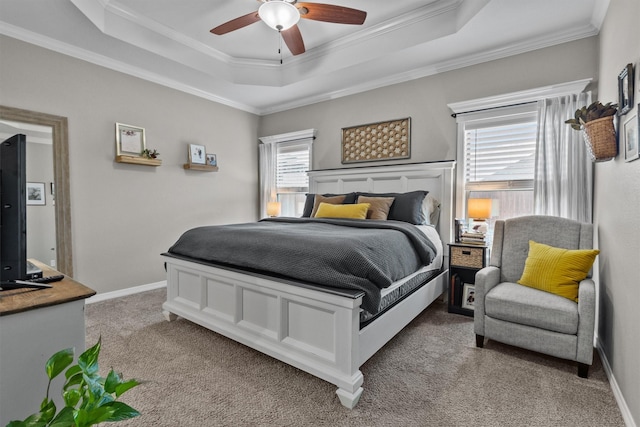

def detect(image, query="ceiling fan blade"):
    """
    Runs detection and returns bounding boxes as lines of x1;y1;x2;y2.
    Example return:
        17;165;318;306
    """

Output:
210;11;261;35
281;25;306;56
297;3;367;25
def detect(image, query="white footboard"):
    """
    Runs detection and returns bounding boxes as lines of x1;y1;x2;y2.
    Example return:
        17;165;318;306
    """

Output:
162;255;365;408
163;255;446;408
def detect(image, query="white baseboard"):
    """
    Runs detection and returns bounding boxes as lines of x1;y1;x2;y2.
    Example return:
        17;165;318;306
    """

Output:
596;338;637;427
85;281;166;304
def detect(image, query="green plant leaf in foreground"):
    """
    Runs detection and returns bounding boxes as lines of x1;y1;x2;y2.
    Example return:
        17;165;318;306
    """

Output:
45;348;74;381
77;339;101;377
8;338;140;427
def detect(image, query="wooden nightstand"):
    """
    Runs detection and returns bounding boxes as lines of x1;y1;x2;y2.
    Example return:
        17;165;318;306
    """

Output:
448;243;488;317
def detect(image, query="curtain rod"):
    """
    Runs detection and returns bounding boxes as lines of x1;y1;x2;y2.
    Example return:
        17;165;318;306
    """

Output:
450;101;537;118
260;136;316;144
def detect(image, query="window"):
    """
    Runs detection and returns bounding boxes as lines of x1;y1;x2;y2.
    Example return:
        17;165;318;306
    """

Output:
275;140;311;217
259;129;315;218
455;104;538;231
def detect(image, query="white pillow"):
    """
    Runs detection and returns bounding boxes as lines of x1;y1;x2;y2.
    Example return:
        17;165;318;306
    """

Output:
422;195;440;225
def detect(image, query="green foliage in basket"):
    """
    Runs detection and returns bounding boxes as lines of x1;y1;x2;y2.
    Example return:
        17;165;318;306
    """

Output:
565;101;618;130
6;338;140;427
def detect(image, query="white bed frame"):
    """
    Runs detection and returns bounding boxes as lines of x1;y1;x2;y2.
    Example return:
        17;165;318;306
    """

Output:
162;161;455;408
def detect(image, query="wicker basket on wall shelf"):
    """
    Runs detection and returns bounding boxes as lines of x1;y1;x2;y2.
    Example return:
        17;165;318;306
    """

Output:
565;101;618;162
582;116;617;162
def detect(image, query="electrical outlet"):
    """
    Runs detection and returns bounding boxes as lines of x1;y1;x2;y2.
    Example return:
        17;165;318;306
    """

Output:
50;259;56;267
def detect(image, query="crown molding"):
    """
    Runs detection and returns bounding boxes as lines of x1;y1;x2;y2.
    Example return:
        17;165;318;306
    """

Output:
0;22;261;115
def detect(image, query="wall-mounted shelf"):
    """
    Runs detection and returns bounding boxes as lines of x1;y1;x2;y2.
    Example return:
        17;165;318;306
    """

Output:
183;163;218;172
116;155;162;167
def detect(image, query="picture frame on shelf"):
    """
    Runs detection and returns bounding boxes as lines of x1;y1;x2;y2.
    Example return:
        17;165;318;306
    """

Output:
116;123;146;157
461;283;475;310
623;111;638;162
618;63;634;116
206;153;217;166
27;182;46;206
188;144;206;165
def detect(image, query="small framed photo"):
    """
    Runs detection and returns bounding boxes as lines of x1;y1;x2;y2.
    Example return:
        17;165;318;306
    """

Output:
618;63;634;116
27;182;46;205
188;144;206;164
116;123;146;156
461;283;475;310
623;112;638;162
206;153;217;166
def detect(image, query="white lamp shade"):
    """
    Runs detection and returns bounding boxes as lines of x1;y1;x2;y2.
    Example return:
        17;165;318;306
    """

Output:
267;201;281;217
259;1;300;31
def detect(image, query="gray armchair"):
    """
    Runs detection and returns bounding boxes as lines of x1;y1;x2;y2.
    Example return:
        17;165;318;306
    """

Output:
474;215;596;378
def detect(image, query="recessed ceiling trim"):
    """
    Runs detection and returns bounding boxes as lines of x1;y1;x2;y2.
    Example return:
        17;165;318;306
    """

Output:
258;25;600;115
0;22;261;115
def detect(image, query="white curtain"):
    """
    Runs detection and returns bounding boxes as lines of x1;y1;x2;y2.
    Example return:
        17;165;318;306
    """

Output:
259;141;276;219
534;92;593;223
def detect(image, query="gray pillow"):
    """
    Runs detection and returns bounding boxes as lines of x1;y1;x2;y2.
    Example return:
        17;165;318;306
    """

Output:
356;191;428;224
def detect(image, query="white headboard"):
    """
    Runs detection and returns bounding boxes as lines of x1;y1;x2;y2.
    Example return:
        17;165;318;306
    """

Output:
307;161;456;245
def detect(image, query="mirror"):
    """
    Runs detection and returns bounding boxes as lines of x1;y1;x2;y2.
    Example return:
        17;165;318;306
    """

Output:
0;106;73;277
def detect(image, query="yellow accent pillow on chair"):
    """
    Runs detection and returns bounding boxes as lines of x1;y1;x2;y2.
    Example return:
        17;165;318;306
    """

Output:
314;202;370;219
517;240;599;302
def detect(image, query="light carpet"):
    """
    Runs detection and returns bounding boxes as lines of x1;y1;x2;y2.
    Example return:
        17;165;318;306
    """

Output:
85;289;624;426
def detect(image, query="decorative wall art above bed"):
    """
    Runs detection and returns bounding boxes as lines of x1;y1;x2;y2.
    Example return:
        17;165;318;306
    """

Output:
341;118;411;164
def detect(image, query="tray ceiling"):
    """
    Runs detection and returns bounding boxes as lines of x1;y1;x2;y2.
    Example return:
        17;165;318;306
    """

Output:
0;0;607;114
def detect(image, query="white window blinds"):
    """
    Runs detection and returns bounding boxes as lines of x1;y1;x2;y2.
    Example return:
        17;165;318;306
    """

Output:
464;114;538;191
276;141;311;191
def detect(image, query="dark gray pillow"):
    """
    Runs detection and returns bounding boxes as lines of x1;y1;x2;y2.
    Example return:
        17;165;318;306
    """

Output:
356;191;428;224
301;192;357;217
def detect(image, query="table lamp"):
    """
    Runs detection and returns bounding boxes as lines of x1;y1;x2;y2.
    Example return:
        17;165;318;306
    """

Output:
267;201;281;217
467;198;492;234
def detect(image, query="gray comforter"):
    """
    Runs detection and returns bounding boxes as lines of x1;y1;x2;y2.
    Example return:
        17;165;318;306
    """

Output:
167;217;438;313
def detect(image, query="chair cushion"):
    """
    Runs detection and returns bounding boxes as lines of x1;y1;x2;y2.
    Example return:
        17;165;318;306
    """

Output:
485;282;579;334
517;240;599;301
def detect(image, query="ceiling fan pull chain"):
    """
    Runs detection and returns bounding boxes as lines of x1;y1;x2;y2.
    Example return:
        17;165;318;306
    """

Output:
278;30;283;64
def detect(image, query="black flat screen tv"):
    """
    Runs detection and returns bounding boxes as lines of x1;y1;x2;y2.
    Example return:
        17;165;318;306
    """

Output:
0;134;27;281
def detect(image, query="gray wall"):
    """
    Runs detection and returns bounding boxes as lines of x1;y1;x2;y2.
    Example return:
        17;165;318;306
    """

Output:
596;0;640;424
259;37;599;170
0;35;260;294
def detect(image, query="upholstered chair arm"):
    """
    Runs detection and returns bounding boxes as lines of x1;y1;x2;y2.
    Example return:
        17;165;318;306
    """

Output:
474;266;501;336
576;278;596;365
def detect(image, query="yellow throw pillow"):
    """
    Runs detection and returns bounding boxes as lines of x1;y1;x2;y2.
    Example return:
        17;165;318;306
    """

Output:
310;194;347;217
314;202;370;219
517;240;599;301
357;196;395;220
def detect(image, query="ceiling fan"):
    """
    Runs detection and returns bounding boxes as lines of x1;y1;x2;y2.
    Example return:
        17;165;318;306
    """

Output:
210;0;367;56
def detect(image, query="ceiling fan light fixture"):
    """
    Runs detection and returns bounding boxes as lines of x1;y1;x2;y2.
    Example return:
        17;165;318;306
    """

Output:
259;1;300;32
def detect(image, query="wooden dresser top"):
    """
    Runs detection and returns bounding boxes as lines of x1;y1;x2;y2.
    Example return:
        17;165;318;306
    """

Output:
0;260;95;316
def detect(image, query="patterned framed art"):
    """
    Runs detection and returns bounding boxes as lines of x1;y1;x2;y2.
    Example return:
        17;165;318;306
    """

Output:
341;117;411;164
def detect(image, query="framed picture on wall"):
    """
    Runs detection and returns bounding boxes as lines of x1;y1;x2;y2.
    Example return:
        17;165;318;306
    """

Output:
618;63;634;116
206;153;217;166
188;144;206;164
116;123;146;157
623;111;638;162
27;182;46;205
